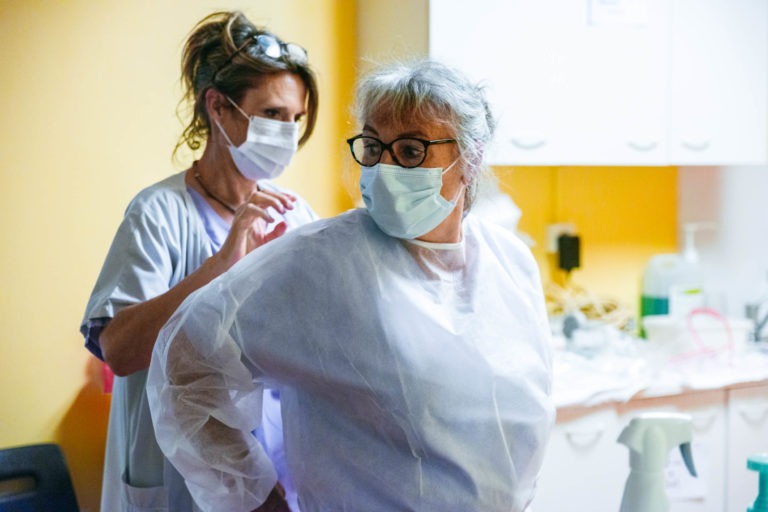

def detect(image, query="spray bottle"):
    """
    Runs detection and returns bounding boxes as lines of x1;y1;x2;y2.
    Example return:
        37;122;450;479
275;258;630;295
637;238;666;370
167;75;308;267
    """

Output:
748;453;768;512
617;412;697;512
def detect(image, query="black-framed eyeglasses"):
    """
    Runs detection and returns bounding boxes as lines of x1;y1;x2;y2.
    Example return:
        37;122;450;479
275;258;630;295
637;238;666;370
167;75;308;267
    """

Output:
213;33;308;83
346;135;457;168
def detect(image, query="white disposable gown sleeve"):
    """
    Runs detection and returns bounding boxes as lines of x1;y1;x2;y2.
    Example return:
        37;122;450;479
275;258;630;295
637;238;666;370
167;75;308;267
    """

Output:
147;291;277;512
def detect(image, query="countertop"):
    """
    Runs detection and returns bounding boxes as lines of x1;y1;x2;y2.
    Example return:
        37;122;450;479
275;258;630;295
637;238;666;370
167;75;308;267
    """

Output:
551;330;768;410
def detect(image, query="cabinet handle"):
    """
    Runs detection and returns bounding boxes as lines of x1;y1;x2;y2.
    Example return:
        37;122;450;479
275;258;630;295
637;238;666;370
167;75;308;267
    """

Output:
691;412;717;432
627;140;658;152
509;137;547;150
738;405;768;425
681;139;710;151
564;424;605;448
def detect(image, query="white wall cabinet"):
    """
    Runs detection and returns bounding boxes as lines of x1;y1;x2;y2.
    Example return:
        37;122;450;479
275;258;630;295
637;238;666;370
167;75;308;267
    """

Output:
427;0;768;166
535;385;766;511
669;0;768;165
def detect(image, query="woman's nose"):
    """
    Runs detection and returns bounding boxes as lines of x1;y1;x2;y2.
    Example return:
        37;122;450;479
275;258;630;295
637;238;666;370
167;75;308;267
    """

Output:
379;147;397;166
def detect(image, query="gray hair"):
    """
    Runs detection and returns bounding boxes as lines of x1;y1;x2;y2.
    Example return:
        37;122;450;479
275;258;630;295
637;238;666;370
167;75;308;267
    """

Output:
352;59;495;211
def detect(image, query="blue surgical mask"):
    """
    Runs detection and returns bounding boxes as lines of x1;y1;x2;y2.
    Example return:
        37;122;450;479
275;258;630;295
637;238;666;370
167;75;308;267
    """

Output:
360;160;462;239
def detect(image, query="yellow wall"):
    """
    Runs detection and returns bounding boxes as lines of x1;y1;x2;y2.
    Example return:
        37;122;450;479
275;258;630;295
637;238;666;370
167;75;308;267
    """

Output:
496;166;678;314
0;2;355;511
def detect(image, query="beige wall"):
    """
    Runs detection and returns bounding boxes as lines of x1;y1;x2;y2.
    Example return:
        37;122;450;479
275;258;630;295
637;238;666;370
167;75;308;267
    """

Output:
0;2;355;510
355;0;428;73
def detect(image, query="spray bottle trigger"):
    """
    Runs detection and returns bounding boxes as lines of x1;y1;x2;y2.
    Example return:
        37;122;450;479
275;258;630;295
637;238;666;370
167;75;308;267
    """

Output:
680;442;698;477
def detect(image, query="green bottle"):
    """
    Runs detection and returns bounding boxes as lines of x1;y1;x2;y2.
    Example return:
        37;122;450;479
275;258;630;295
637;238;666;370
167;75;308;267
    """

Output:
748;454;768;512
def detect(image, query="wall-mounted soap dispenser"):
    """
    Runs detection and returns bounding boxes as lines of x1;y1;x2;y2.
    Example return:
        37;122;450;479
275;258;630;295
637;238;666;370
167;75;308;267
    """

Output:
617;412;697;512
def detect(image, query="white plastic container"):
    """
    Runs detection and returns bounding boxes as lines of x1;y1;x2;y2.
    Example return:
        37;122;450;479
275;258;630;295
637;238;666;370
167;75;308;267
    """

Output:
641;254;704;316
642;313;752;363
640;223;716;333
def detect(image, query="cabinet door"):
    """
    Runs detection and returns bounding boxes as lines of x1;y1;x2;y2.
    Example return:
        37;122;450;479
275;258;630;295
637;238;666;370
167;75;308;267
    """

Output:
537;0;669;165
669;0;768;165
428;0;563;164
726;384;768;512
429;0;668;165
533;407;627;512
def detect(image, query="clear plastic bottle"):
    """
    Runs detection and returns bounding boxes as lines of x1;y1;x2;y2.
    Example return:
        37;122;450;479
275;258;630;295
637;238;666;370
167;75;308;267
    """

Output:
639;223;715;336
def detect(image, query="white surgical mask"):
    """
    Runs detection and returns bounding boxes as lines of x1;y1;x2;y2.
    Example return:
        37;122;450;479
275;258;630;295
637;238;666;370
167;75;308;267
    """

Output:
360;160;462;239
216;96;299;181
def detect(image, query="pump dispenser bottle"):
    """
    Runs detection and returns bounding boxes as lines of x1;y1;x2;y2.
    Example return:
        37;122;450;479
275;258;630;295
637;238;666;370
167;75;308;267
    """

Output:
618;412;697;512
748;454;768;512
640;222;716;335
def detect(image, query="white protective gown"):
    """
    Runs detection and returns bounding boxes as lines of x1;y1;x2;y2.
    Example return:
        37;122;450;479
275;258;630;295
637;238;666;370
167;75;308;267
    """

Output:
81;171;316;512
147;208;555;512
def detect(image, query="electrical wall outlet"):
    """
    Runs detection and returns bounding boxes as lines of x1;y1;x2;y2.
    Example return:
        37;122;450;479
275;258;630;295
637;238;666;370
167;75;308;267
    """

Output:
546;222;577;253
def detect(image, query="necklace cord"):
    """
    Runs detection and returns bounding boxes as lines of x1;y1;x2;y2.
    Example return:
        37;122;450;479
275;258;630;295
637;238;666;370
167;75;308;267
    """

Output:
191;161;263;215
192;161;241;214
194;172;238;214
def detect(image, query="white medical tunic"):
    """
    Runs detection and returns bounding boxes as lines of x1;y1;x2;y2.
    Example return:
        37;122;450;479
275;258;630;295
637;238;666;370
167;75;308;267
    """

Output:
147;208;555;512
81;171;316;512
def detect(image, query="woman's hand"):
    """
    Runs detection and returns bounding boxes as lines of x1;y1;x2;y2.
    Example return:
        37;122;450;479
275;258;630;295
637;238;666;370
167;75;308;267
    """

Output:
215;187;296;270
251;483;291;512
99;186;297;375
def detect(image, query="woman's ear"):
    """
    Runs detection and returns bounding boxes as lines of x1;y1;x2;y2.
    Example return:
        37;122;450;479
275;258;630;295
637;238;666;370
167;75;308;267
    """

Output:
205;89;227;123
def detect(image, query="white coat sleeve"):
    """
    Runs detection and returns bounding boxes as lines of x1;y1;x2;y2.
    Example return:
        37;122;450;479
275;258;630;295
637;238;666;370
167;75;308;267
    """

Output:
146;289;277;512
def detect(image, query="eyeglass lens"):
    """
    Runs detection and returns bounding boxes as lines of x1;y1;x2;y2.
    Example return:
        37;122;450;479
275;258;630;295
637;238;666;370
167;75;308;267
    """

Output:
256;35;282;59
351;137;430;168
254;35;307;64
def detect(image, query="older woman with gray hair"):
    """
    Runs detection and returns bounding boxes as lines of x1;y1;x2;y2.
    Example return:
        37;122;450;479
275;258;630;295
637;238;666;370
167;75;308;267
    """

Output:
147;59;554;512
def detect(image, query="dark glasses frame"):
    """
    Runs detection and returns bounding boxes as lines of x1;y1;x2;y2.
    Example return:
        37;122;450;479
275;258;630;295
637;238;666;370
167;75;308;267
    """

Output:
212;33;308;83
346;134;457;168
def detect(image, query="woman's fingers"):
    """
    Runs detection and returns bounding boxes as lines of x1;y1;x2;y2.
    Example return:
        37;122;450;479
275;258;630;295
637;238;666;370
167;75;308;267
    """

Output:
249;186;296;213
216;207;288;270
248;220;286;250
261;221;287;244
236;203;275;225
